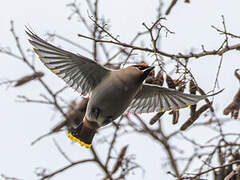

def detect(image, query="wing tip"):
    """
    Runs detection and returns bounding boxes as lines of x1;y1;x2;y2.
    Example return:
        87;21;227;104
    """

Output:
25;25;35;39
207;88;224;97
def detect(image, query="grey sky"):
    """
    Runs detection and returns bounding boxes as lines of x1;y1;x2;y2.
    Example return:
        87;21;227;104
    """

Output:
0;0;240;179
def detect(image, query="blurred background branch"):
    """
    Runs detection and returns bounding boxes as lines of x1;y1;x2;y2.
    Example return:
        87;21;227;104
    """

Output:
0;0;239;180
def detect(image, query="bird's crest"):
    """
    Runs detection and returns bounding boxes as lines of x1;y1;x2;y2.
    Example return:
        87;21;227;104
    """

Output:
137;63;149;67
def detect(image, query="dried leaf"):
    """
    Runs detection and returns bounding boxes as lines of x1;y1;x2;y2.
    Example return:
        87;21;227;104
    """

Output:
112;145;128;174
180;103;211;130
223;89;240;119
145;70;164;87
166;75;180;124
177;84;186;92
189;80;197;117
173;79;185;88
172;111;179;124
189;80;197;94
149;112;165;125
14;72;44;87
166;75;176;89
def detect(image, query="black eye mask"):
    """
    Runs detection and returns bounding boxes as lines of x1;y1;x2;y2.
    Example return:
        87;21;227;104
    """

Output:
133;64;149;70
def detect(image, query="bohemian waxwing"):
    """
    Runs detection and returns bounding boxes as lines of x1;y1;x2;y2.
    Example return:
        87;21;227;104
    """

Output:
26;28;222;148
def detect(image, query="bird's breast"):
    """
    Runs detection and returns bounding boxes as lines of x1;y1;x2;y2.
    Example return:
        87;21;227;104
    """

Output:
87;74;139;121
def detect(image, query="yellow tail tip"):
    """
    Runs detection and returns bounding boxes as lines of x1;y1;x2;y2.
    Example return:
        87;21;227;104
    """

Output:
68;133;92;148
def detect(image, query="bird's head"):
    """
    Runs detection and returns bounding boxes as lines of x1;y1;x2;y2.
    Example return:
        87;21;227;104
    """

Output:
131;64;155;83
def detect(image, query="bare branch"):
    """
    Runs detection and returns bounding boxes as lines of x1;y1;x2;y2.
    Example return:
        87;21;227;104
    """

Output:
78;33;240;59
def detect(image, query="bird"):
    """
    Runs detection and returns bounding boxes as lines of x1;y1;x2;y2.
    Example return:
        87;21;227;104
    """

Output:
26;28;222;148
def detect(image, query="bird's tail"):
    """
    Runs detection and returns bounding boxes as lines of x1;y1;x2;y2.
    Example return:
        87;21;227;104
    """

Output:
68;121;96;148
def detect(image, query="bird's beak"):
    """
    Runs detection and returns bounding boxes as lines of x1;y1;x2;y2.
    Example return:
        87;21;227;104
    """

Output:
145;66;155;73
143;66;155;76
140;66;155;82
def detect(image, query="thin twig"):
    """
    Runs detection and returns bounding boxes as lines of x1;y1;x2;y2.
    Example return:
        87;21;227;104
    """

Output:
78;33;240;59
53;138;72;163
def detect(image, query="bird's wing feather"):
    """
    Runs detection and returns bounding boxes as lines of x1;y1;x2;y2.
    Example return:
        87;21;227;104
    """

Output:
126;83;222;114
26;28;109;95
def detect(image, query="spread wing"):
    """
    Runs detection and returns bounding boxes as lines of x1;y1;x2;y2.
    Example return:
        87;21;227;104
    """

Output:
126;83;222;114
26;28;110;95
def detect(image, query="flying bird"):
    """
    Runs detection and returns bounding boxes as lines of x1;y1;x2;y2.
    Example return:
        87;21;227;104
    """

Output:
26;28;221;148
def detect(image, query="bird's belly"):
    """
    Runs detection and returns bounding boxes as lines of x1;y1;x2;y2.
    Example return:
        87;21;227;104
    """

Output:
89;83;137;120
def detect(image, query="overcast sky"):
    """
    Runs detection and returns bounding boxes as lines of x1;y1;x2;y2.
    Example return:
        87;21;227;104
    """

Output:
1;0;240;180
